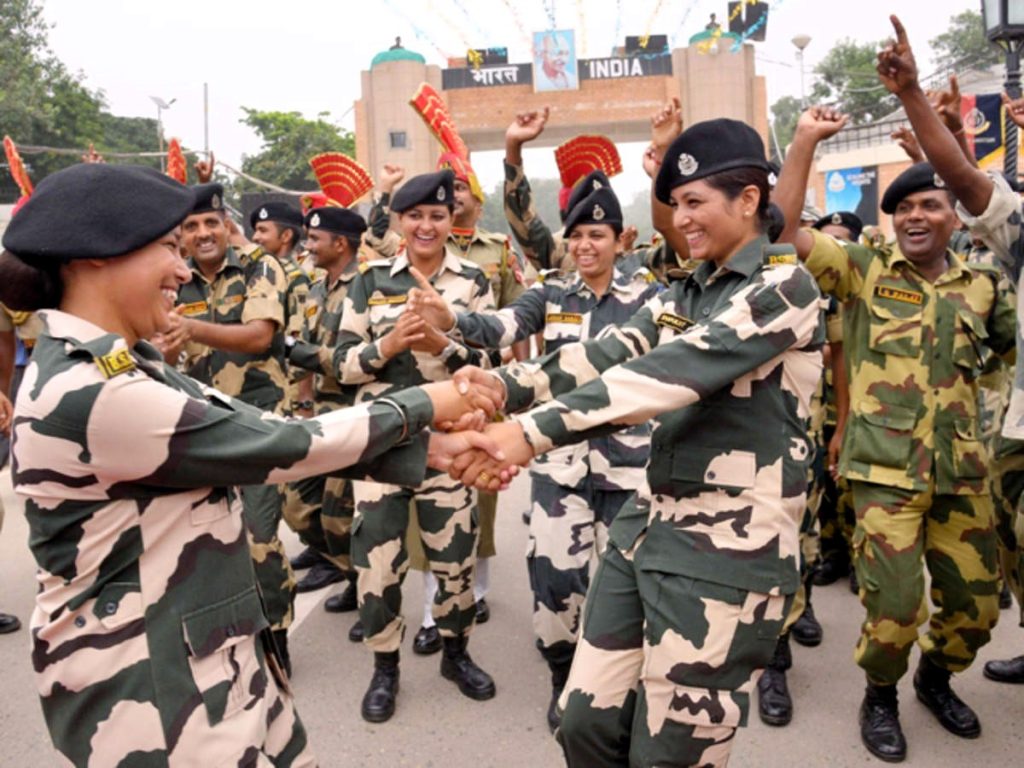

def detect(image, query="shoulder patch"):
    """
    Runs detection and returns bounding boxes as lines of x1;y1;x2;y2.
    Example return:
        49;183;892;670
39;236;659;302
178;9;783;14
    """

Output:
766;253;797;267
95;349;136;379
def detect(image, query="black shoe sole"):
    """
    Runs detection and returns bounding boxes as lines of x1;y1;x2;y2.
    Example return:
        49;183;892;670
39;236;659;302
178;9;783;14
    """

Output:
861;741;907;763
914;690;981;738
791;633;822;648
440;667;496;700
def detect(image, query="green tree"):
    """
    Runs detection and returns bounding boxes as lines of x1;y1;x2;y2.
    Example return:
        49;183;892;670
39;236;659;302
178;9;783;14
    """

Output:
237;109;356;192
930;9;1001;71
810;39;896;124
770;95;803;153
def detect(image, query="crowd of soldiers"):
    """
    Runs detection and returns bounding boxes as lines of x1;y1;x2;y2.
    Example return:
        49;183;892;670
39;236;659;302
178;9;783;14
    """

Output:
3;11;1024;768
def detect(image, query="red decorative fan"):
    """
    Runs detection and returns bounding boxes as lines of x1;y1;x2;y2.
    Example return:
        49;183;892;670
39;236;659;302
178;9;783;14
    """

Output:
309;152;374;208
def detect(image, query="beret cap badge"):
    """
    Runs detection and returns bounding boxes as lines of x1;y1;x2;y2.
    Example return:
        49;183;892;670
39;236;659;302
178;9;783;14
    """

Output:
933;173;946;188
310;213;321;227
211;194;222;210
592;204;605;220
767;171;778;186
831;212;843;225
258;207;268;220
677;154;699;177
437;186;446;201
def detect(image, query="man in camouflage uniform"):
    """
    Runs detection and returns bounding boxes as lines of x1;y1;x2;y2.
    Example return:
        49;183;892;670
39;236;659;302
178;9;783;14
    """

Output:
412;182;664;730
882;15;1024;684
168;183;297;670
285;206;369;622
777;90;1016;761
452;119;824;767
335;170;498;722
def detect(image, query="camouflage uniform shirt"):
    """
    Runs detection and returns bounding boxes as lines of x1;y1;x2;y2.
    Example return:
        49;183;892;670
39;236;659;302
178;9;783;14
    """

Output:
177;244;289;411
288;258;361;414
499;237;825;595
804;228;1016;493
449;226;526;309
14;309;434;766
335;247;495;401
455;266;663;490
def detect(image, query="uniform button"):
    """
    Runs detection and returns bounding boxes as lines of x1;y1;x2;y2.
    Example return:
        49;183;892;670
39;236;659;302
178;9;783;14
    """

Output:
74;616;86;628
707;471;717;480
933;389;940;395
225;626;237;638
104;602;117;615
656;495;664;503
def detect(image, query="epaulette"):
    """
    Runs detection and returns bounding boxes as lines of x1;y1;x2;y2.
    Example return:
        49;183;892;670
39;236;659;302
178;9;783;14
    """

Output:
763;244;798;267
477;230;510;246
358;262;372;274
287;270;304;281
361;258;391;273
457;257;488;275
632;267;657;284
537;268;563;285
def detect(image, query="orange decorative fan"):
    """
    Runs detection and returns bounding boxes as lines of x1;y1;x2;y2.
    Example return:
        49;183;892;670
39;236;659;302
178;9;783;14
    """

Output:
3;136;34;198
409;82;483;201
308;152;374;208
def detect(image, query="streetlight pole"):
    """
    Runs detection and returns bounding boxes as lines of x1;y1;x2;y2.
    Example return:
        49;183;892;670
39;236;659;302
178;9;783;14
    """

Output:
792;34;812;109
149;96;176;171
982;0;1024;180
1002;38;1024;178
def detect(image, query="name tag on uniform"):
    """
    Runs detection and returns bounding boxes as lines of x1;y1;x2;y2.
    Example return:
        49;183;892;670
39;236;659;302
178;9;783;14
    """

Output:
656;312;694;333
216;295;244;308
368;294;408;306
179;300;208;316
546;312;583;324
875;285;923;305
767;253;797;266
94;349;136;379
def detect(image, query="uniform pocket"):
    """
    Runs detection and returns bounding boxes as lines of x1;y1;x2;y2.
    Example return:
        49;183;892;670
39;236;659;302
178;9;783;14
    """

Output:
868;301;922;357
952;307;989;376
182;587;269;726
846;407;916;470
952;419;987;481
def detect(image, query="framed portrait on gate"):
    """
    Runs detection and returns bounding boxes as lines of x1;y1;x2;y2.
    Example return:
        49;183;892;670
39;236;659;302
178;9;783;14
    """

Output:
533;29;579;92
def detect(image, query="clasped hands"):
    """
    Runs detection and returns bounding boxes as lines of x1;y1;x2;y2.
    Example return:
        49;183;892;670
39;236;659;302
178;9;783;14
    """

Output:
405;269;536;492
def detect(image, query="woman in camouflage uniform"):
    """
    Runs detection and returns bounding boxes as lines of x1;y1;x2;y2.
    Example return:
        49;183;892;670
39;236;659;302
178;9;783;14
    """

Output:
0;163;506;768
452;119;826;767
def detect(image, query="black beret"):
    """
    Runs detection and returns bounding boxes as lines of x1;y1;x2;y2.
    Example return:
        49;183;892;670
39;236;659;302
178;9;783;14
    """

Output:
250;201;303;230
2;163;195;264
563;186;623;237
190;183;225;215
565;170;612;215
812;211;864;241
655;118;773;204
304;207;368;238
880;162;948;214
391;170;455;213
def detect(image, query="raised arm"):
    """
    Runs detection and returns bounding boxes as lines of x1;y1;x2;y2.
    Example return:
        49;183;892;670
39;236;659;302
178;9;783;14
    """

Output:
504;108;558;271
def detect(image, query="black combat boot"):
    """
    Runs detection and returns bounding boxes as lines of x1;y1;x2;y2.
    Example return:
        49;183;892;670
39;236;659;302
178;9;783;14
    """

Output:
913;655;980;738
440;635;496;700
757;633;793;726
324;576;358;613
547;658;573;732
812;554;849;586
361;651;400;722
859;682;906;762
791;582;823;647
983;654;1024;683
272;628;292;678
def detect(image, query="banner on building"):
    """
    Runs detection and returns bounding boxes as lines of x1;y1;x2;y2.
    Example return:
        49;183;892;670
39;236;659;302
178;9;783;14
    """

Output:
825;166;879;226
442;63;532;89
961;93;1005;170
579;52;672;81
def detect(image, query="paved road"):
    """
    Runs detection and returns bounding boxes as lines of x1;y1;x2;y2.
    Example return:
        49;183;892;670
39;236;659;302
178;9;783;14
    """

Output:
2;470;1023;767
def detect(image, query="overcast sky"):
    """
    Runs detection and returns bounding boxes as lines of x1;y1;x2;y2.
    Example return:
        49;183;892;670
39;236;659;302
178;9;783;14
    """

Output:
40;0;985;200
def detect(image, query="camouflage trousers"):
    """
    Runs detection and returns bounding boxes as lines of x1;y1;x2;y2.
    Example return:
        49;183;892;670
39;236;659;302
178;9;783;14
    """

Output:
851;480;1000;685
558;529;789;767
351;472;478;653
817;424;855;570
241;483;296;631
408;489;497;570
282;476;355;574
529;475;631;664
783;492;823;632
993;436;1024;623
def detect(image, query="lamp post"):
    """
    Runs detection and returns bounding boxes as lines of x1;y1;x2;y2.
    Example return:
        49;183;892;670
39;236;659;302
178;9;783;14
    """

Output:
149;95;176;171
792;34;812;108
982;0;1024;178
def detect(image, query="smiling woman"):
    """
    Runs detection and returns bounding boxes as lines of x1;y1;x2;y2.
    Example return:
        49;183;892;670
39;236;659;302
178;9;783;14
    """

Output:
0;163;510;767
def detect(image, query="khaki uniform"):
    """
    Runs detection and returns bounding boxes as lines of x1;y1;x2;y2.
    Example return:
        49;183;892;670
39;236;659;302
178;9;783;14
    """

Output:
16;309;436;766
805;228;1016;684
496;238;823;766
336;248;495;652
176;244;295;631
278;251;312;414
